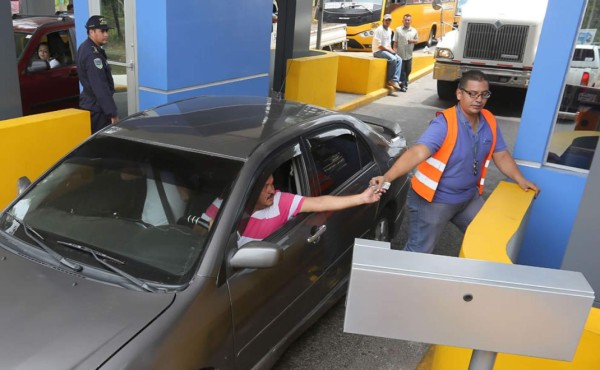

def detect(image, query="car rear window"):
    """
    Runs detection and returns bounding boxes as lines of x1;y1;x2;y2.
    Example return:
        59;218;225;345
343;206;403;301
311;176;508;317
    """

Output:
573;48;596;62
14;32;32;59
308;128;373;195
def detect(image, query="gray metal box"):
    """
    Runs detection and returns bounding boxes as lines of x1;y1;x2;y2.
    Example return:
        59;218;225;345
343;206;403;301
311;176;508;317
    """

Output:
344;239;594;361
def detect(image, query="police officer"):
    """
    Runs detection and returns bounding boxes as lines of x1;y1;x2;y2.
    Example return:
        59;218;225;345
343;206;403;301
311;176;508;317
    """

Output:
77;15;118;134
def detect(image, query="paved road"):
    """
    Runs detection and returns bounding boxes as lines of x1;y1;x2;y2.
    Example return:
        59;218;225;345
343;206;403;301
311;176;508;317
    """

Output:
273;73;528;370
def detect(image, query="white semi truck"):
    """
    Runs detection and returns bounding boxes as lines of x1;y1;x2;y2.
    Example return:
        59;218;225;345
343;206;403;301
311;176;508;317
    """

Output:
433;0;548;99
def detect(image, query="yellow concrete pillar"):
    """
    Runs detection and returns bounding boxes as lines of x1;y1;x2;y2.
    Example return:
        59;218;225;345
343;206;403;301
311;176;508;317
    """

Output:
285;51;339;109
337;55;387;95
0;109;90;208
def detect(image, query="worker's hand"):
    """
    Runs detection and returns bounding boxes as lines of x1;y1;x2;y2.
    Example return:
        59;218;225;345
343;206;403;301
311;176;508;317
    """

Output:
517;179;540;198
111;116;119;124
369;175;390;193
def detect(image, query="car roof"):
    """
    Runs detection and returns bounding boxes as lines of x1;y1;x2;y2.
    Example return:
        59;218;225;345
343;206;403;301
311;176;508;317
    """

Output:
102;96;335;161
12;15;73;33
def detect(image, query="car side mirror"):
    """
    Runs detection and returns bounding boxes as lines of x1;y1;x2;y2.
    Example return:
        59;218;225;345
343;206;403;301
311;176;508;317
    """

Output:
27;60;49;73
17;176;31;195
432;0;442;10
230;241;284;269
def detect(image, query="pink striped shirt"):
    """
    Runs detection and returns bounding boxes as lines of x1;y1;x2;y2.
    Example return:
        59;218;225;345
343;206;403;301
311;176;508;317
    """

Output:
202;191;304;247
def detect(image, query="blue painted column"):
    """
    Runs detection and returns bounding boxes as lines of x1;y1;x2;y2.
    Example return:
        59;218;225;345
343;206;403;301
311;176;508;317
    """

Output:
511;0;588;268
135;0;272;110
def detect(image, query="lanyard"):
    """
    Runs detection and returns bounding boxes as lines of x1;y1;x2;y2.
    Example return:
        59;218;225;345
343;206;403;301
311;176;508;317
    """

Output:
461;116;480;176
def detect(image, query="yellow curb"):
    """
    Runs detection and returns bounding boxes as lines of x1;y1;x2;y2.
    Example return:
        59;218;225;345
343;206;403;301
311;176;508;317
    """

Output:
335;57;435;112
416;345;435;370
409;63;434;84
335;88;391;112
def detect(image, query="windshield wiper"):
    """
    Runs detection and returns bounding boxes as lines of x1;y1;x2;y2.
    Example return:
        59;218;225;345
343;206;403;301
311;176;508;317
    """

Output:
57;240;156;292
4;213;83;272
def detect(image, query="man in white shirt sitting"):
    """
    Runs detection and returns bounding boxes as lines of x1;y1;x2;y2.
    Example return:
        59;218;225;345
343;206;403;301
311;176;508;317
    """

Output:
373;14;402;91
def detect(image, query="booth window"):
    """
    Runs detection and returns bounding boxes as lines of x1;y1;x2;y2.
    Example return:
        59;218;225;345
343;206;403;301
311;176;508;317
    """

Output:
547;0;600;171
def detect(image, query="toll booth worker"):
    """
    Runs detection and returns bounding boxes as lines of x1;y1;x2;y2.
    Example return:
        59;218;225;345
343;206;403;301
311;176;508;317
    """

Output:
373;14;402;91
77;15;118;134
371;70;539;254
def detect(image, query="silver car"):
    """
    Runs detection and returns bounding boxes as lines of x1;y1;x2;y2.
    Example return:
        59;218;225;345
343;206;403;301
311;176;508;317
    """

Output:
0;96;408;369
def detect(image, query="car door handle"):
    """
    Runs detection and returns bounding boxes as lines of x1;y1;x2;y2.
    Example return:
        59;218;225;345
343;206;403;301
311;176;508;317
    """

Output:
307;225;327;244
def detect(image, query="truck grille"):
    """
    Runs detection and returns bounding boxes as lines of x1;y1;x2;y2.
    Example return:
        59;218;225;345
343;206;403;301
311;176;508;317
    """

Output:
463;23;529;63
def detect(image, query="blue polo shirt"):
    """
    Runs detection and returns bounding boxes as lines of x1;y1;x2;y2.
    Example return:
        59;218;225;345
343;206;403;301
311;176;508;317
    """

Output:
416;106;507;204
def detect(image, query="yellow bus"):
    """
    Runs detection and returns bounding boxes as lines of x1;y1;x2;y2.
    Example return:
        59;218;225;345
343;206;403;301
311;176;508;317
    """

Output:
323;0;457;52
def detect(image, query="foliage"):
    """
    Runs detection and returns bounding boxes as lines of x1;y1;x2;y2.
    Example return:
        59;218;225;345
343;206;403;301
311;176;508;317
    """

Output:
582;0;600;43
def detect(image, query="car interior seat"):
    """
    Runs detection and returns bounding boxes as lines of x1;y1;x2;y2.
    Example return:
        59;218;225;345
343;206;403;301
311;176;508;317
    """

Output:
558;136;598;170
47;33;70;65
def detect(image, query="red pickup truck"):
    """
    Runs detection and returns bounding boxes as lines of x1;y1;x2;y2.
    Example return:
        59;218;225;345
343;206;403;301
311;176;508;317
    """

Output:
13;15;79;115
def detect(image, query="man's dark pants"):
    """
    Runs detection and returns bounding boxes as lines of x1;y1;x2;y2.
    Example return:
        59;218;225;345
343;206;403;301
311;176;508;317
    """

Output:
400;58;413;89
90;111;112;134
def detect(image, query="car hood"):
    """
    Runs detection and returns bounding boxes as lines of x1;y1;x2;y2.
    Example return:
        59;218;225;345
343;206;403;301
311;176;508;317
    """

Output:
0;250;175;369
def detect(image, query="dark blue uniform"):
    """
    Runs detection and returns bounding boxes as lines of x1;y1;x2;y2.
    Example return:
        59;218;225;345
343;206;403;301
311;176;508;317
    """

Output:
76;38;117;133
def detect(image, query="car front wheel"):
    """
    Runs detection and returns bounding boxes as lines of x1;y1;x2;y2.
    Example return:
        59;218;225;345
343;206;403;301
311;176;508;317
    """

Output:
373;210;394;242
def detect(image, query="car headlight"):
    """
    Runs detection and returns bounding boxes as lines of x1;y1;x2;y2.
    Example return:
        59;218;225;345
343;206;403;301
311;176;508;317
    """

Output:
361;30;374;38
435;48;454;59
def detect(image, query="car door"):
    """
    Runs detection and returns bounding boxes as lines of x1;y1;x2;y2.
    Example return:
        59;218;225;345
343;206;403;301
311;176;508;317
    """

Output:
227;142;341;368
20;28;79;115
227;126;380;367
303;125;379;289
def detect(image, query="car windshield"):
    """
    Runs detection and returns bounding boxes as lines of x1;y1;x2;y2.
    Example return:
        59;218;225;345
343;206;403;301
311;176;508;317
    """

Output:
0;136;242;287
14;31;33;60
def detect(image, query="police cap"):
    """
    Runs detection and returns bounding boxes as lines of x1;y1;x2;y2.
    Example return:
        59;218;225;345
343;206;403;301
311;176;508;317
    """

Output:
85;15;111;30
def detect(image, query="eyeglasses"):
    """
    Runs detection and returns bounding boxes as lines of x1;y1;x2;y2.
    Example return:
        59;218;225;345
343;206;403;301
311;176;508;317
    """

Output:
460;88;492;99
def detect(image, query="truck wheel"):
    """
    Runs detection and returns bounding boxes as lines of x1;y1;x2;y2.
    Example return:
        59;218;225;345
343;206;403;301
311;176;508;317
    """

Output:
427;27;437;47
437;80;457;100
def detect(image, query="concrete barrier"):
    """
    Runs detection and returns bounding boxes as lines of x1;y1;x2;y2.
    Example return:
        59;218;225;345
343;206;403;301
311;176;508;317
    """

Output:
285;51;339;109
460;181;534;263
422;181;600;370
410;54;435;83
337;55;387;95
0;109;90;209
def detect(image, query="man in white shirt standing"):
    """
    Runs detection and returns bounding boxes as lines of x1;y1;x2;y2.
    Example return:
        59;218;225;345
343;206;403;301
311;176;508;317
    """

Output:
394;14;419;92
373;14;402;91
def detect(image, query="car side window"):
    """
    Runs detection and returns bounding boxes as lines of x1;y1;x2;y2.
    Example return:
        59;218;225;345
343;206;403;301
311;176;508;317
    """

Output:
307;127;373;195
235;144;307;247
30;30;74;70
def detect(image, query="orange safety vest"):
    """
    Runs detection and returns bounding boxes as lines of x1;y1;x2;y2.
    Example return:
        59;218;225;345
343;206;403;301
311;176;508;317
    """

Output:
411;106;497;202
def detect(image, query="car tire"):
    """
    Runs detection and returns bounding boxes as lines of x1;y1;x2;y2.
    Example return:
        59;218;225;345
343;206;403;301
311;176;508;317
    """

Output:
427;27;437;47
373;209;394;242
